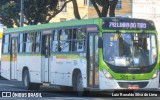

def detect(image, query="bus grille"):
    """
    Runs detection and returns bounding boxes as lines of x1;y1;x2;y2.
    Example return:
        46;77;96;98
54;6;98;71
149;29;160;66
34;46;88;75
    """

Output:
118;82;149;88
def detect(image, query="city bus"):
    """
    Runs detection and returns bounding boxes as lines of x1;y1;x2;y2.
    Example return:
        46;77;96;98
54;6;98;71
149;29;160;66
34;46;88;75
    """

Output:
1;17;159;95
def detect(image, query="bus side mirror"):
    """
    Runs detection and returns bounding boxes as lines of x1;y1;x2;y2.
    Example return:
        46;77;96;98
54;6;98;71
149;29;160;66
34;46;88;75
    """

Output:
98;37;103;48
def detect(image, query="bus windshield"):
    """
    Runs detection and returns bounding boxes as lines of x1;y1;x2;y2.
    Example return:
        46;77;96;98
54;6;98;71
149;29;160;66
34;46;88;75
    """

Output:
103;33;157;68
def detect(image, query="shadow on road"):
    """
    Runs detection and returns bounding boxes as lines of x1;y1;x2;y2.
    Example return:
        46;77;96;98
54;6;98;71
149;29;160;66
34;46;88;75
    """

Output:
0;75;7;80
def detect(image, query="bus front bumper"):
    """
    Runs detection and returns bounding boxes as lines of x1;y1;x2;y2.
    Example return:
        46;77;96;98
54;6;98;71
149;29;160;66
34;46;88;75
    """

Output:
99;71;159;90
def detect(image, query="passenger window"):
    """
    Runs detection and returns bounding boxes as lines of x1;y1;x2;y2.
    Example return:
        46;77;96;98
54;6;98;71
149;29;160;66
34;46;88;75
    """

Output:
60;29;71;52
19;33;24;53
52;28;86;53
52;30;59;52
2;35;10;53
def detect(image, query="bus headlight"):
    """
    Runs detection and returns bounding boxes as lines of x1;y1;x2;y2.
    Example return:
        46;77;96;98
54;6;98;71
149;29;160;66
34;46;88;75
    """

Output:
152;70;159;79
102;69;112;79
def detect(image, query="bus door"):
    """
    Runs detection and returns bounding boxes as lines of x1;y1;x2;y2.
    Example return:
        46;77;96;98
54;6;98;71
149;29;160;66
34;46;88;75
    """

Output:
88;33;99;88
10;38;18;80
41;34;51;82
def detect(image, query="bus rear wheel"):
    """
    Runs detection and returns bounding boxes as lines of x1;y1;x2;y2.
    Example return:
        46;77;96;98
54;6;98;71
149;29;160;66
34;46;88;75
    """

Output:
73;73;84;96
23;70;31;90
22;70;40;90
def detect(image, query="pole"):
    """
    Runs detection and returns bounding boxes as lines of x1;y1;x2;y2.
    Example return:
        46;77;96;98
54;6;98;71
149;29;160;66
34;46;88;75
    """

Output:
20;0;24;27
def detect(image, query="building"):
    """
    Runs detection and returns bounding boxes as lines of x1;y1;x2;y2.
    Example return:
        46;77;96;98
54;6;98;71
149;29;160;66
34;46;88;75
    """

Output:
132;0;160;39
50;0;132;22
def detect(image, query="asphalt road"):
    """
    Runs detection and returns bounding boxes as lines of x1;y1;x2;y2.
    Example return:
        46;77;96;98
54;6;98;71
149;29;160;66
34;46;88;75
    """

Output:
0;78;160;100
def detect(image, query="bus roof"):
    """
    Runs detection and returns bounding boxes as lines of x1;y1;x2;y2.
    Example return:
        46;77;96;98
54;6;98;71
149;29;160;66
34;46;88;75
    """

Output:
3;17;156;34
4;18;101;34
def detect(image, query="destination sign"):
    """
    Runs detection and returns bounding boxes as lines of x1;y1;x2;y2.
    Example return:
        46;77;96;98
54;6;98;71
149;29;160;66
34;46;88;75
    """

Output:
102;18;156;30
109;22;146;29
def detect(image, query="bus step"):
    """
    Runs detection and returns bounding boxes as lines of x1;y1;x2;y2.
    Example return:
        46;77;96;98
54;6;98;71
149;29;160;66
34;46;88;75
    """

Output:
43;82;50;86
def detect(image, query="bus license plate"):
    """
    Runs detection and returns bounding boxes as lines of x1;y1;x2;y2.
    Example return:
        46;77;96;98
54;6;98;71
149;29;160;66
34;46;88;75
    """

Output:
128;85;139;90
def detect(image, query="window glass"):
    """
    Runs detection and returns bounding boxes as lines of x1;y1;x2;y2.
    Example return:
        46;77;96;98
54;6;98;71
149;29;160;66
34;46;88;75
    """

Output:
35;43;40;52
3;44;9;53
22;32;40;53
73;28;86;52
76;29;86;39
116;0;122;10
19;33;23;42
19;43;23;53
52;30;59;52
35;32;41;52
19;33;24;53
36;32;40;42
4;35;9;43
61;40;70;52
52;28;86;53
24;33;32;53
60;29;71;52
26;33;30;42
26;42;32;52
30;32;35;43
2;35;10;53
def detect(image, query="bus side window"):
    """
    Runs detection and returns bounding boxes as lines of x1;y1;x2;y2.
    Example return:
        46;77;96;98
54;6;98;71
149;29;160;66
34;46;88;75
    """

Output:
30;32;35;52
60;29;71;52
19;33;24;53
72;29;77;52
76;28;86;52
26;33;32;53
2;35;10;53
52;30;59;52
52;28;86;53
72;28;86;52
23;33;27;53
35;32;41;52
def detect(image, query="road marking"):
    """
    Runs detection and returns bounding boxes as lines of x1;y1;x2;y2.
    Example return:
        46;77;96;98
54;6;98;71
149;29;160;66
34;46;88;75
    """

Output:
0;84;15;87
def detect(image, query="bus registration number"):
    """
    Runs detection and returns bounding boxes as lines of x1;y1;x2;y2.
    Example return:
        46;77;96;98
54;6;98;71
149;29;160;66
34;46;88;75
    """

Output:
128;85;139;90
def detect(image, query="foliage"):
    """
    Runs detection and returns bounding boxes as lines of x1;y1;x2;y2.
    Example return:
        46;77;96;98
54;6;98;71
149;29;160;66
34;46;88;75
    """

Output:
0;0;118;28
0;0;72;28
91;0;118;17
0;0;19;28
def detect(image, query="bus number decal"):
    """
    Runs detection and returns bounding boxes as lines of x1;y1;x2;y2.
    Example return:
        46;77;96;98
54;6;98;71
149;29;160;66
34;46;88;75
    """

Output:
120;75;128;80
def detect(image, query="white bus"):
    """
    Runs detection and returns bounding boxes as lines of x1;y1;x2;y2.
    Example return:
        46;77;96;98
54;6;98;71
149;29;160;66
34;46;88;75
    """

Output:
1;18;159;95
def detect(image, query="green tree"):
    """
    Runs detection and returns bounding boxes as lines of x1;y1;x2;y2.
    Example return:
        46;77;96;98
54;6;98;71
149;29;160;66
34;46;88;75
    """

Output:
91;0;118;17
0;0;72;28
0;0;19;28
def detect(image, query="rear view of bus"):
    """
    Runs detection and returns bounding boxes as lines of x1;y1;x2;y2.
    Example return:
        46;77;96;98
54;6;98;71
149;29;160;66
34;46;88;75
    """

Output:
99;18;159;90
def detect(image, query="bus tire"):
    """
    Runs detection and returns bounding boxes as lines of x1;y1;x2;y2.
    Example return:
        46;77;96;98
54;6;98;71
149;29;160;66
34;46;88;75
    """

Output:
23;70;32;90
60;86;72;91
22;70;40;90
74;73;84;96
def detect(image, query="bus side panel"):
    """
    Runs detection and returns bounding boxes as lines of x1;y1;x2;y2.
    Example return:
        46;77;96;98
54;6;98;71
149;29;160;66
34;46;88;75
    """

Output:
80;58;87;88
50;56;56;85
50;55;87;88
16;55;41;83
1;55;11;80
50;56;73;86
